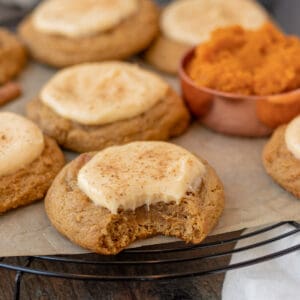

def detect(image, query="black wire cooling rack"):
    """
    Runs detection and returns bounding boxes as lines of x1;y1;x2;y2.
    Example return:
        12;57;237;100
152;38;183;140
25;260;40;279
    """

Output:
0;221;299;300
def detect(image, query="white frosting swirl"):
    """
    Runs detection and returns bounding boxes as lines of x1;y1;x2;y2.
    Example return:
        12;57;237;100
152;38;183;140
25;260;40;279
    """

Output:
0;112;44;177
33;0;139;38
40;62;168;125
161;0;269;45
285;116;300;160
77;141;206;214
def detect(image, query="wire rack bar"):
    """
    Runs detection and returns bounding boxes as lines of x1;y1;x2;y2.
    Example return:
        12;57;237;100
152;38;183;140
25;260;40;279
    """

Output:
33;228;299;265
13;257;32;300
0;244;299;282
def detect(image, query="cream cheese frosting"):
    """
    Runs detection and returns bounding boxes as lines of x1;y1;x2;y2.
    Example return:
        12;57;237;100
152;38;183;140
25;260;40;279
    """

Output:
161;0;269;45
32;0;139;38
0;112;44;177
77;141;206;214
285;116;300;160
40;62;168;125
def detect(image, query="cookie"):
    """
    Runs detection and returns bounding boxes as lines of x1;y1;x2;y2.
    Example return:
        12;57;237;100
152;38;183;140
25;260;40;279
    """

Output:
263;117;300;198
18;0;159;67
26;62;190;153
0;28;27;84
145;34;190;74
145;0;269;74
0;112;65;213
45;142;225;255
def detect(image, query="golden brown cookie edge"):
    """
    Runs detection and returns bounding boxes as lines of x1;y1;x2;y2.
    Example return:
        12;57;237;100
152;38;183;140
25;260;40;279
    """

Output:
26;87;190;153
0;135;65;213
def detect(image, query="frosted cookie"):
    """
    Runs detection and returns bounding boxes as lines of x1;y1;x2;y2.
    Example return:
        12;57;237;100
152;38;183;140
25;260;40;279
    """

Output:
18;0;159;67
0;112;65;213
0;28;27;84
145;0;269;74
26;62;190;153
45;141;225;254
263;116;300;198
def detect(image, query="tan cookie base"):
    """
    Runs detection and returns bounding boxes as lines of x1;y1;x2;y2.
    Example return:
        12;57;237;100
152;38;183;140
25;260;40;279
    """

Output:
263;125;300;198
18;0;159;67
45;152;224;255
0;136;65;213
26;88;190;153
144;34;191;74
0;28;27;84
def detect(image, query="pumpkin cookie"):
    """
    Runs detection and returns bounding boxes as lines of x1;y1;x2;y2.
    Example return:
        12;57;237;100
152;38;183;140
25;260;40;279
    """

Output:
263;116;300;198
145;0;269;74
45;141;225;255
0;112;65;213
18;0;159;67
26;62;190;153
0;28;27;84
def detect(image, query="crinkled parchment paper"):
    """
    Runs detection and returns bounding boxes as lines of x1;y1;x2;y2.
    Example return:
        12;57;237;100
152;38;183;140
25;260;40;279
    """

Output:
0;63;299;257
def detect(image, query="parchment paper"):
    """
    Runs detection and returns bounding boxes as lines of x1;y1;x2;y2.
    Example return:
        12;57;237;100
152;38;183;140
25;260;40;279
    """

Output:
1;62;299;257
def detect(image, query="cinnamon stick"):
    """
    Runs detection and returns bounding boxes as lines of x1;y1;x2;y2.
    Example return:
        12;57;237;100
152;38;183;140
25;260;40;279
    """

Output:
0;82;21;106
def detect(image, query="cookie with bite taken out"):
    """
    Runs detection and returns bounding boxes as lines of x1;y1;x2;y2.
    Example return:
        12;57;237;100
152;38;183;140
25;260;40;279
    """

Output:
45;141;225;254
